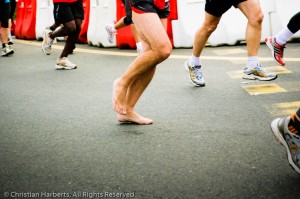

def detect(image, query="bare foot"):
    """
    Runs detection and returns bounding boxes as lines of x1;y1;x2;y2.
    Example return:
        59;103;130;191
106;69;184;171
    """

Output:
112;78;127;114
117;111;153;125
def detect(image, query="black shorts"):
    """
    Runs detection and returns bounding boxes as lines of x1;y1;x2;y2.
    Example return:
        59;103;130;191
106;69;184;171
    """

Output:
122;0;133;25
0;0;11;28
9;0;16;20
53;0;84;24
130;0;170;19
205;0;247;17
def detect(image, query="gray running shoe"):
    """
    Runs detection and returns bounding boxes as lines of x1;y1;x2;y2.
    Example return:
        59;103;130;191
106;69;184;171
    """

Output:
243;64;277;81
271;116;300;174
184;61;205;87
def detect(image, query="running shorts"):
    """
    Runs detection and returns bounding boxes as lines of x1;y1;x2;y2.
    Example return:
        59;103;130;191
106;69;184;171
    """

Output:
122;0;133;25
53;0;84;24
130;0;170;19
9;0;16;20
0;0;11;28
205;0;247;17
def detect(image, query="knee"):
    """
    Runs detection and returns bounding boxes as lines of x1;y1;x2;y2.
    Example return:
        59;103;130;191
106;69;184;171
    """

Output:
69;26;77;34
66;24;77;34
203;22;218;34
248;11;264;27
157;41;172;61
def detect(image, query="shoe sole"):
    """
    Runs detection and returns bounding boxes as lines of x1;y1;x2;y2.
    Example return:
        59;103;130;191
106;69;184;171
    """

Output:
184;61;205;87
242;73;277;81
55;65;77;70
265;38;285;66
271;118;300;174
1;50;14;56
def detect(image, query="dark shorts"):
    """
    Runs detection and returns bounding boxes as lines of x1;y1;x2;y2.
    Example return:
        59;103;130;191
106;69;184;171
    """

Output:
0;0;11;28
53;0;84;24
130;0;170;19
205;0;247;17
9;0;16;19
122;0;133;25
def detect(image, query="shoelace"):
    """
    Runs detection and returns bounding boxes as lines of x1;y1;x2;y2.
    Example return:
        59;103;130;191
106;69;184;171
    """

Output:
192;67;203;80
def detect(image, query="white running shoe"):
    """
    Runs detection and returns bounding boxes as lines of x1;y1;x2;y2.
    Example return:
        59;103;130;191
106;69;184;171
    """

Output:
1;44;14;56
55;57;77;70
105;24;116;43
42;29;53;55
242;64;277;81
184;60;205;87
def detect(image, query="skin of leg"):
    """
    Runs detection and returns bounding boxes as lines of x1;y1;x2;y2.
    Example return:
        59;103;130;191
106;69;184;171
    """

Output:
117;18;168;124
237;0;264;57
125;18;168;110
192;12;221;57
113;12;172;115
51;20;76;38
114;16;127;30
8;18;12;36
131;24;141;43
60;18;82;58
0;28;9;44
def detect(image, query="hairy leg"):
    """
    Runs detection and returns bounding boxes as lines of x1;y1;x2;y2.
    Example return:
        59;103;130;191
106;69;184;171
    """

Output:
112;13;171;115
238;0;263;57
192;12;221;57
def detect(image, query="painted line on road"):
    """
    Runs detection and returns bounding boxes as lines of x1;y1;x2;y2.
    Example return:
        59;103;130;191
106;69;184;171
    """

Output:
16;39;300;62
265;101;300;116
242;83;287;95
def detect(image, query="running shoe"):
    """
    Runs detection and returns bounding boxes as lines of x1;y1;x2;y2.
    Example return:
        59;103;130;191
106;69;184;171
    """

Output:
105;24;116;43
42;29;53;55
184;60;205;86
265;36;286;66
271;116;300;174
242;64;277;81
1;44;14;56
55;57;77;70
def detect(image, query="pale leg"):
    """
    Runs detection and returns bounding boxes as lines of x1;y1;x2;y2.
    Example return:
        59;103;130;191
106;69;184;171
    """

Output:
237;0;264;57
192;12;221;57
112;13;172;115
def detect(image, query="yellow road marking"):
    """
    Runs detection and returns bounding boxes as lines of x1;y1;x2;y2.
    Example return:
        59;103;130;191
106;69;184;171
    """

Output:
264;66;292;74
265;101;300;116
16;39;300;62
242;83;287;95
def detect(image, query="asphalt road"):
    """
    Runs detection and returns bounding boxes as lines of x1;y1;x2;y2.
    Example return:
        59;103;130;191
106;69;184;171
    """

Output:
0;39;300;199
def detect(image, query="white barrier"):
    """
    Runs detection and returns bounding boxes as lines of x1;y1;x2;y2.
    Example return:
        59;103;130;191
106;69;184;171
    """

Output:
270;0;300;39
35;0;54;40
171;0;249;47
171;0;298;48
171;0;204;48
87;0;116;47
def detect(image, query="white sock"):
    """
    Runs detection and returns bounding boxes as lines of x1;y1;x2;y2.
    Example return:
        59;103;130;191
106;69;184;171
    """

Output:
247;56;259;68
136;42;142;53
276;26;293;45
189;54;201;66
